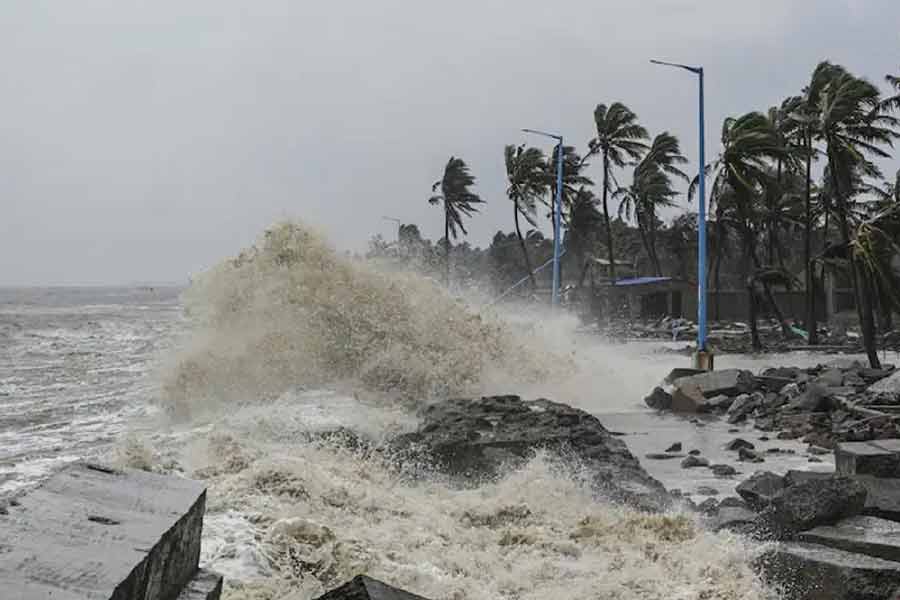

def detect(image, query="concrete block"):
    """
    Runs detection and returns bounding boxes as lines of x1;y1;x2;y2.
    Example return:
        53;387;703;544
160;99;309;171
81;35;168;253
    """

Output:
757;542;900;600
800;516;900;563
835;440;900;478
315;575;431;600
856;475;900;521
176;569;223;600
0;462;207;600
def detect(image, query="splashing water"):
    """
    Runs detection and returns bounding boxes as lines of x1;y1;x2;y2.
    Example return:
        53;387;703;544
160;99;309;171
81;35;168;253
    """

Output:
161;222;567;418
146;221;780;599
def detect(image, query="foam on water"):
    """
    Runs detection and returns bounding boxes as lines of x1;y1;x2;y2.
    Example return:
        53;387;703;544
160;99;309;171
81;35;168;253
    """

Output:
143;221;786;599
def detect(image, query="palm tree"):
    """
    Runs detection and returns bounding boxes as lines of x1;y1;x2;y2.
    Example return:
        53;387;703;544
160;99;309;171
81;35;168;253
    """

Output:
429;157;484;285
588;103;649;280
690;112;786;350
615;132;689;275
567;188;604;288
504;145;548;289
815;63;898;367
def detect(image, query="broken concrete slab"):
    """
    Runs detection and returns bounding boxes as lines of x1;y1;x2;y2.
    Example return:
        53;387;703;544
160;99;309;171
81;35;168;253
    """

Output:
784;469;835;488
736;471;785;510
177;569;224;600
856;475;900;522
670;381;707;412
757;542;900;600
673;369;755;399
315;575;431;600
869;370;900;395
763;476;867;535
799;516;900;563
0;462;211;600
835;440;900;478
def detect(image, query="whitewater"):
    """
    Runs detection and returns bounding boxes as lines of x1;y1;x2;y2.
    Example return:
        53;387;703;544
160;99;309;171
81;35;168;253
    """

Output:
2;221;844;599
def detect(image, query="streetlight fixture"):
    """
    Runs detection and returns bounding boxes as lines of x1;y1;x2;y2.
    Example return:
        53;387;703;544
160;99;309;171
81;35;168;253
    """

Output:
522;128;564;307
650;59;712;369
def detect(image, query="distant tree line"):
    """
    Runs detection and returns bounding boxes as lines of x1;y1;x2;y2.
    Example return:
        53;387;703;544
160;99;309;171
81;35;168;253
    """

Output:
376;60;900;367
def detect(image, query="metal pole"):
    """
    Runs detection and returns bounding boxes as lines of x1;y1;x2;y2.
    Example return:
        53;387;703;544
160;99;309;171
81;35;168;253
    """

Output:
552;140;563;306
697;68;707;351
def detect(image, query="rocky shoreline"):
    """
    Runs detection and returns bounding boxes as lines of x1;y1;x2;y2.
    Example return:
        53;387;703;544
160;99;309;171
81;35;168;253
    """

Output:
278;374;900;600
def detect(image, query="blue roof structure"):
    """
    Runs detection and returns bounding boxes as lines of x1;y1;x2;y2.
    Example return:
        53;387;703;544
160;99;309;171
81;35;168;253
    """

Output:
613;276;672;287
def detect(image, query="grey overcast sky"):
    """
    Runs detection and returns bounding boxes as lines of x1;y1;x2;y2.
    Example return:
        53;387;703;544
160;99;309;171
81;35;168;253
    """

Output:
1;0;898;285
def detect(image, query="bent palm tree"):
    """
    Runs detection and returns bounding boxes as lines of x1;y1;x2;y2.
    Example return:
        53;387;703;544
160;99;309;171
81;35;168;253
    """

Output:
588;103;649;280
690;112;786;350
504;145;548;289
616;132;689;275
816;63;899;367
429;157;484;285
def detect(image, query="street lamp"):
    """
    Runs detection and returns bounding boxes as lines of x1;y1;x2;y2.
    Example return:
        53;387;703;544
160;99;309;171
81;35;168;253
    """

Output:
650;59;712;370
522;128;564;307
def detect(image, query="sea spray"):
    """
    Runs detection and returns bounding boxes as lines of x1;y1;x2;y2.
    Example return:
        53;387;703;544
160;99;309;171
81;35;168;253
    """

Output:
161;222;565;417
147;222;779;599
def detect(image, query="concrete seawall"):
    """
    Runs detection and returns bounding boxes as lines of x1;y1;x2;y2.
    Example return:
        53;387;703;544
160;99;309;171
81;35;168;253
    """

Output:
0;462;222;600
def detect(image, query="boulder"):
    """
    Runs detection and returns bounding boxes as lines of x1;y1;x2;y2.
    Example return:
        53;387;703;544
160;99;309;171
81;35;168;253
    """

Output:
708;505;760;534
783;470;835;488
389;395;674;512
669;381;708;412
643;386;672;410
681;455;710;469
673;368;755;398
710;464;738;478
725;438;755;452
719;496;749;509
738;447;764;463
696;498;719;514
315;576;430;600
786;383;831;413
763;477;867;535
736;471;785;510
665;442;682;453
757;542;900;600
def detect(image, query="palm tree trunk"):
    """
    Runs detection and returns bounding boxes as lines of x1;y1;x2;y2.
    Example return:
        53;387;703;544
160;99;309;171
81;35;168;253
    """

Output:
829;156;880;368
513;201;536;290
648;212;662;276
635;211;655;277
444;201;450;287
601;153;617;281
769;159;782;265
752;253;794;339
743;228;762;351
804;132;818;345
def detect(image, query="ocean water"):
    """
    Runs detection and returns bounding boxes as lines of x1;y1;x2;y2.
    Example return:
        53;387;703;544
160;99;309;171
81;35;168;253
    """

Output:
1;223;859;599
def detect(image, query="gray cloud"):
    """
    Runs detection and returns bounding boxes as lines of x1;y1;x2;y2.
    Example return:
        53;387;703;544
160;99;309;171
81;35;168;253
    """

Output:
1;0;897;284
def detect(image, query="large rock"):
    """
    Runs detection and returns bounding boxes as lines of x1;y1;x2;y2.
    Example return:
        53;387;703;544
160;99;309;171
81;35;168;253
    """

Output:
315;575;430;600
673;369;755;399
736;471;785;510
836;440;900;478
0;462;217;600
669;381;708;412
757;542;900;600
763;477;867;535
869;370;900;395
643;386;672;410
390;395;675;512
799;516;900;563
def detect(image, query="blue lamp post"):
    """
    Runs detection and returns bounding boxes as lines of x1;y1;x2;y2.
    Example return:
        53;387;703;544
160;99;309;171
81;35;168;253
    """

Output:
522;128;564;307
650;59;712;369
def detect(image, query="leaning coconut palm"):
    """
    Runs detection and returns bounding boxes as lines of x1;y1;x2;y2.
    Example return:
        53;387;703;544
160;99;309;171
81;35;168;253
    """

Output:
690;112;786;350
429;156;484;285
588;103;649;280
815;63;899;368
504;145;549;289
616;132;689;275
